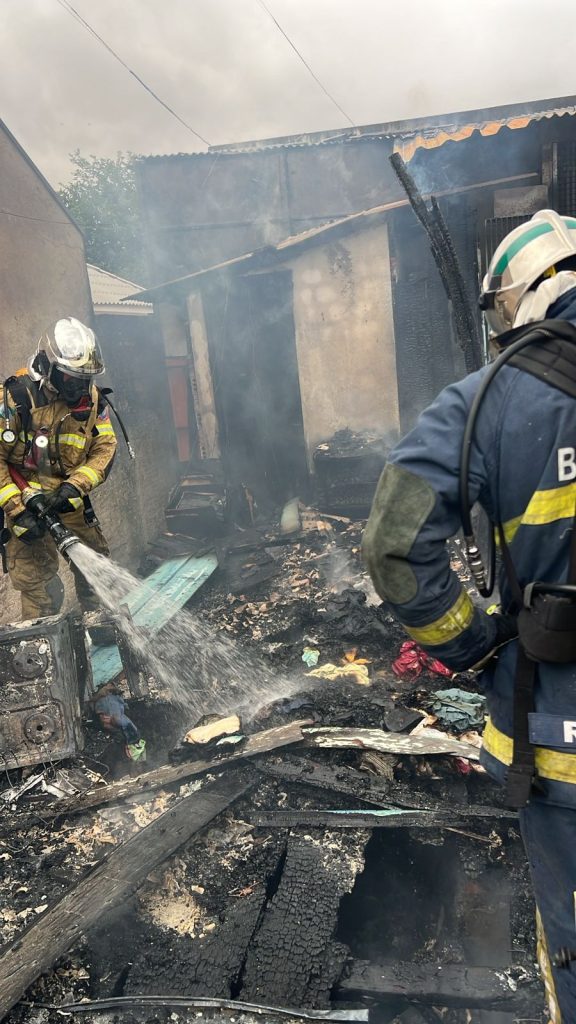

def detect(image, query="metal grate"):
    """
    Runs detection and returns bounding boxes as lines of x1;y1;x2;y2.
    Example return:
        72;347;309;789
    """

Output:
481;216;531;278
556;141;576;216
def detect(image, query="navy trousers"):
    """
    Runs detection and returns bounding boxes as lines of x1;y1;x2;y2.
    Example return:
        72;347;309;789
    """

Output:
520;800;576;1020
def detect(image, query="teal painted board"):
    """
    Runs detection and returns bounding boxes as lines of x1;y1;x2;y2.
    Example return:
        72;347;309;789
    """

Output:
90;552;218;690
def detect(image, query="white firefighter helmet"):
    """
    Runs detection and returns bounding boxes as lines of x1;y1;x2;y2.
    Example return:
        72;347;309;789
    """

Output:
33;317;105;380
479;209;576;335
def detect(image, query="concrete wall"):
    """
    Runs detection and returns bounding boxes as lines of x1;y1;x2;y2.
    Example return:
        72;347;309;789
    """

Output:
0;125;178;624
0;127;92;624
285;223;399;464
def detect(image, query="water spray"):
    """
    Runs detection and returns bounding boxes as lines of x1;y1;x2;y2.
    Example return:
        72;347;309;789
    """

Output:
8;465;81;561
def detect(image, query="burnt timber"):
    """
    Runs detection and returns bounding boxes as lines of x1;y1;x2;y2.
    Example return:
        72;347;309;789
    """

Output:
338;958;540;1012
0;771;254;1020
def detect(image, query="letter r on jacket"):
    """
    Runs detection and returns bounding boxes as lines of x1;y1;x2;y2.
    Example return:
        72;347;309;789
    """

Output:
558;447;576;481
563;721;576;744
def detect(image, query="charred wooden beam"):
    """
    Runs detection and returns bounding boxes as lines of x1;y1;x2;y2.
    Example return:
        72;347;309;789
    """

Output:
303;727;480;760
389;152;483;373
337;959;539;1011
260;757;514;820
250;808;512;830
4;721;311;831
241;831;369;1008
0;770;255;1020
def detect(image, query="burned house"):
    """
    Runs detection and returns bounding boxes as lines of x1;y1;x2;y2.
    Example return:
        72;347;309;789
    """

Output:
135;94;576;510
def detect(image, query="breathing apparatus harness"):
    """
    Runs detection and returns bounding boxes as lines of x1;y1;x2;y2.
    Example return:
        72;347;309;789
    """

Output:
460;319;576;808
0;373;134;571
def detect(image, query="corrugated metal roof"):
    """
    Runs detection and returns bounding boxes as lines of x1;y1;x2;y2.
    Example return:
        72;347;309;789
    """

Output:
139;95;576;162
87;264;153;312
394;103;576;162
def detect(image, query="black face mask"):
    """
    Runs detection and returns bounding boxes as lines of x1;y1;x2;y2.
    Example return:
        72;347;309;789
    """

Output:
50;367;93;421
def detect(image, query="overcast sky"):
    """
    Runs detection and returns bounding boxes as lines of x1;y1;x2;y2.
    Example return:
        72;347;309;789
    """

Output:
2;0;576;187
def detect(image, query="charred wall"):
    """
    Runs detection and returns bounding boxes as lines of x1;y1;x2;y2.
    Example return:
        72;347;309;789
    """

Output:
200;269;308;506
137;140;402;281
91;312;178;564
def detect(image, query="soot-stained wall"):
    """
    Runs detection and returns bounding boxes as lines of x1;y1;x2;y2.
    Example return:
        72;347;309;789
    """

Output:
93;313;178;565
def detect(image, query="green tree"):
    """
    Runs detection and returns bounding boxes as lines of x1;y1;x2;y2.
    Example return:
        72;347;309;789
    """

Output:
58;151;148;285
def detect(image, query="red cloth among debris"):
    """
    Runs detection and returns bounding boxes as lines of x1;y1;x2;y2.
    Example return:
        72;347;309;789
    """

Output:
392;640;452;679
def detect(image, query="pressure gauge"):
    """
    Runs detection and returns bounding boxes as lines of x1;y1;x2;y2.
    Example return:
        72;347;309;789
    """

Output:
1;428;16;444
35;434;49;450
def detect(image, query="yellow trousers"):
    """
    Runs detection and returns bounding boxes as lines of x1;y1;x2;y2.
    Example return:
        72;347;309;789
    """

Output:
6;507;109;620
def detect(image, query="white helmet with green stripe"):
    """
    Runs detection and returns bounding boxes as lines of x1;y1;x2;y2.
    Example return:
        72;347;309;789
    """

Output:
480;209;576;335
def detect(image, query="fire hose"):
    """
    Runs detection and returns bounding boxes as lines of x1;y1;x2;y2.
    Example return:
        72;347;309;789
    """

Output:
7;465;81;561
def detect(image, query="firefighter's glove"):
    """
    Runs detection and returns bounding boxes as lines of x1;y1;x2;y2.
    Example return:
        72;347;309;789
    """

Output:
45;483;83;514
492;613;518;646
469;612;518;672
12;510;46;545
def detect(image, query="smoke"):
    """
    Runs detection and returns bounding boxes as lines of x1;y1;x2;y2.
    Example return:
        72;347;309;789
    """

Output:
2;0;576;185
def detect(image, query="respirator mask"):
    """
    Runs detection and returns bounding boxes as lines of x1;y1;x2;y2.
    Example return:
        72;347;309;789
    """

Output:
50;366;93;421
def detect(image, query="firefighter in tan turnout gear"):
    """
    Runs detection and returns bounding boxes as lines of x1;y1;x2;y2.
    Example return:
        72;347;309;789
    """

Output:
0;317;117;619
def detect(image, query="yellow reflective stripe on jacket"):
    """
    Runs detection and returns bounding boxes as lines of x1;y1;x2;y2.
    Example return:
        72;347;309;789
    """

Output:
501;481;576;544
58;433;87;450
76;464;101;487
483;717;576;784
17;431;34;443
95;422;115;436
404;589;474;646
0;483;21;506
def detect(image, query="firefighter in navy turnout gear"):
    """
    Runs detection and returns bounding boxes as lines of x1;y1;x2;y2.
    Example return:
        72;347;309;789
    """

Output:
0;318;117;619
363;210;576;1021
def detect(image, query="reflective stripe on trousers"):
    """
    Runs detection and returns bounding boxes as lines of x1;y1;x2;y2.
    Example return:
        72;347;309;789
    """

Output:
520;801;576;1021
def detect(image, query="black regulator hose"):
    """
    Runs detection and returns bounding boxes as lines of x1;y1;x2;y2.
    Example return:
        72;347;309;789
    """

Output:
459;327;561;598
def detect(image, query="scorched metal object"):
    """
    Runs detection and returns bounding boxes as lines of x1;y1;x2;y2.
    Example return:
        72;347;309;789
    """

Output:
0;613;86;769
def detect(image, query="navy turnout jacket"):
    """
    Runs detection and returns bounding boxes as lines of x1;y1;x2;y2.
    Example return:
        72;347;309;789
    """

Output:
363;289;576;807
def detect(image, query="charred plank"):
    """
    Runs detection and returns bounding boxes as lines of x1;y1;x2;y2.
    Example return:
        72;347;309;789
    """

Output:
251;808;513;830
3;721;310;831
0;770;254;1021
260;758;513;819
303;727;480;760
337;959;539;1011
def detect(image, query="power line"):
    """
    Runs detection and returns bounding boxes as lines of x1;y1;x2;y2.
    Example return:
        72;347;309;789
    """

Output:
53;0;212;147
254;0;356;128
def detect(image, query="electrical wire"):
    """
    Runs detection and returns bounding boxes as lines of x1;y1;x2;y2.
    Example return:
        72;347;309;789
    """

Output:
254;0;356;128
53;0;212;147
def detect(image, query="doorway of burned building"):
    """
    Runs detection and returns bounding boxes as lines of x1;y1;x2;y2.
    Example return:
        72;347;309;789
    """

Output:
202;268;309;508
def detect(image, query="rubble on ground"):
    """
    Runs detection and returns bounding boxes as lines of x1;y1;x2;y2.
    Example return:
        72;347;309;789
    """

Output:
0;507;546;1024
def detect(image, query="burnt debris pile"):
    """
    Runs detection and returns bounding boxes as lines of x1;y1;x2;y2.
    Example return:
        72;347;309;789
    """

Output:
0;508;544;1024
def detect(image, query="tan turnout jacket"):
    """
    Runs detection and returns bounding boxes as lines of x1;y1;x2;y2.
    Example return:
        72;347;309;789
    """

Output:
0;378;117;521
